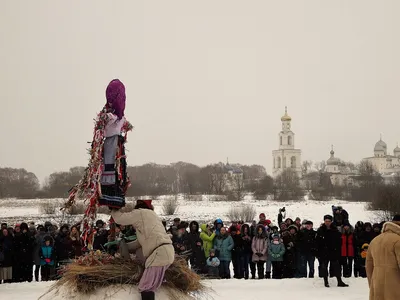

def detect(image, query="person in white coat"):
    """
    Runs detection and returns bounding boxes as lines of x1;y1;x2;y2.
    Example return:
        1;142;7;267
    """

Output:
111;200;174;300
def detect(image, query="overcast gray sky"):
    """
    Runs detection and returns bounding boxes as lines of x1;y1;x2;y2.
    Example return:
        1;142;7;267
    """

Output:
1;1;399;182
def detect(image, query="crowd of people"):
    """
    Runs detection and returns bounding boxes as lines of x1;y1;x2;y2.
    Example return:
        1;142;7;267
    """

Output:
0;205;383;287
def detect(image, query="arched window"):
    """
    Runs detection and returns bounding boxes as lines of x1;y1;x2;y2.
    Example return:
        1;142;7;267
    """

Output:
273;158;276;169
288;136;292;145
291;156;296;168
283;157;287;168
277;157;281;168
280;136;282;145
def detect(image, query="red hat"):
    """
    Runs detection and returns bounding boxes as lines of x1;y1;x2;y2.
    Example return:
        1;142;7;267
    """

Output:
138;199;153;209
259;213;266;218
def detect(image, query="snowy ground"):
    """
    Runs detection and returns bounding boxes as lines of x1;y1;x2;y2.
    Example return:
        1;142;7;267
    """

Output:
0;197;373;299
0;278;369;300
0;196;376;226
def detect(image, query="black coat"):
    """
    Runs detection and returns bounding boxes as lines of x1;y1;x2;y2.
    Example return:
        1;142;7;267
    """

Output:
93;228;109;251
316;224;341;261
54;232;73;261
13;232;35;264
0;234;14;267
172;232;191;255
297;228;317;256
240;224;253;254
187;221;205;269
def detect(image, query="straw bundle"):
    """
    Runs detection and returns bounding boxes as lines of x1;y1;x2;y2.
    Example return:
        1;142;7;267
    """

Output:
43;251;208;300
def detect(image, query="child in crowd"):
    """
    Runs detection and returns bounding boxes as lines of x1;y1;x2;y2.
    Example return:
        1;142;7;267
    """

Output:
268;234;286;279
206;249;220;278
40;236;55;281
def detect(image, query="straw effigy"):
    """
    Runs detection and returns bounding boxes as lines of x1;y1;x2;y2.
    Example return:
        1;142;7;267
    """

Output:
41;251;210;300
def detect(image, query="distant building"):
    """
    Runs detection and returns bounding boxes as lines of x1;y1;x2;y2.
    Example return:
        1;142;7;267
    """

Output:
324;146;356;186
211;160;243;192
362;136;400;177
272;107;302;177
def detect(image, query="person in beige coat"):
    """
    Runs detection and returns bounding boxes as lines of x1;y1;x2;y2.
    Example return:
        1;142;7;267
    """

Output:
366;215;400;300
111;200;174;300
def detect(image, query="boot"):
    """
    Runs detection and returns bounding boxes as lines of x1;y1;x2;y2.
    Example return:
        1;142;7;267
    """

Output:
265;272;271;279
337;277;349;287
324;276;329;288
141;291;155;300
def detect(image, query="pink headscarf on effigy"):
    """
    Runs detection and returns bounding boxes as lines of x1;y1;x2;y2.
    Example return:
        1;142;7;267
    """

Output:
106;79;126;120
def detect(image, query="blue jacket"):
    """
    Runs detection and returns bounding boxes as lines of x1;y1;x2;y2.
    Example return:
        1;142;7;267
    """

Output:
40;246;55;266
213;233;234;261
268;242;286;262
206;256;220;267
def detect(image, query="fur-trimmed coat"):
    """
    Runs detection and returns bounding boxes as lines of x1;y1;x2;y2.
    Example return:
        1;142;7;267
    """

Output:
366;221;400;300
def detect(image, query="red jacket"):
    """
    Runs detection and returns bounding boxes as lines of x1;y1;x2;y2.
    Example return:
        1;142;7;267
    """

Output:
341;233;354;257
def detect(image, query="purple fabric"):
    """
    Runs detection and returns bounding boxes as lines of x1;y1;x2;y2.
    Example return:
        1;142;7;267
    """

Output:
105;79;126;120
138;265;170;292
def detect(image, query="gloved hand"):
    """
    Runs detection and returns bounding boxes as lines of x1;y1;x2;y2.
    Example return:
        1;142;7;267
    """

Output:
256;252;263;257
275;254;280;258
288;242;294;247
45;258;51;264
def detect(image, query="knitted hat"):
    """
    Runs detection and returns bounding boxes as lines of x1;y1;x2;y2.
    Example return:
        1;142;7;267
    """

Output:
272;233;280;239
305;220;313;225
106;79;126;120
259;213;266;219
324;215;333;221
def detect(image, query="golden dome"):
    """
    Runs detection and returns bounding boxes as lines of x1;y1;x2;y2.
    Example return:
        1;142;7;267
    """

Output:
281;106;292;121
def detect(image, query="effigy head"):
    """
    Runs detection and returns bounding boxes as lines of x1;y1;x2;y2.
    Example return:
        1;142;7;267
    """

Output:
106;79;126;119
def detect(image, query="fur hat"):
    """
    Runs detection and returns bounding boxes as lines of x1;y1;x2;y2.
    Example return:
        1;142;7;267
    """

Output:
288;225;298;232
305;220;313;225
324;215;333;221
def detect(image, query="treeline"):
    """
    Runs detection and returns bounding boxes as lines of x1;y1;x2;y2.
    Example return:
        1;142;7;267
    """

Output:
1;160;400;216
0;162;272;200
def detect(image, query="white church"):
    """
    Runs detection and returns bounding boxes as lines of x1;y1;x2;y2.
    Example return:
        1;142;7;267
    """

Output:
363;136;400;177
272;107;302;177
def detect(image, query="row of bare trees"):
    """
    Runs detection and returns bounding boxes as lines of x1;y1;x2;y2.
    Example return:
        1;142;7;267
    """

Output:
0;163;271;200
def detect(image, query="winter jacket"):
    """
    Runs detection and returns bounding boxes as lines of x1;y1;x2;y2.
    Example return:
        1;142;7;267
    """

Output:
316;224;341;261
70;235;83;258
268;241;286;262
206;256;220;267
200;224;215;258
33;231;47;265
214;219;224;235
367;221;400;300
341;228;355;257
112;209;174;268
54;232;73;261
0;234;13;267
187;221;206;269
213;233;234;262
172;231;191;255
13;232;35;264
296;228;317;256
40;246;55;266
252;236;268;262
93;228;108;251
240;224;253;254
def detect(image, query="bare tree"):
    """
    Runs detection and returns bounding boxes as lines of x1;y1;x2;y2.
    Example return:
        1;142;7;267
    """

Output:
227;173;245;201
314;161;326;172
274;169;303;200
301;160;313;176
